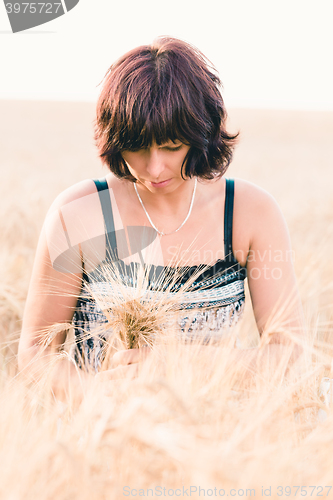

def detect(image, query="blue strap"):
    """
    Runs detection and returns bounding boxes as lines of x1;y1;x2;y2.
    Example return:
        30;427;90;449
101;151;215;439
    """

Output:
224;179;235;262
92;178;118;260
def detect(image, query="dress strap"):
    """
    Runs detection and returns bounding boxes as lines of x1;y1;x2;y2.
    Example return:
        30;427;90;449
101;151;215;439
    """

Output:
224;178;235;262
92;178;118;260
93;178;109;191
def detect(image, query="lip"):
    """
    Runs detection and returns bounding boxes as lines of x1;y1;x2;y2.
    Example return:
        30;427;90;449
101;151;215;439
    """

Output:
149;179;172;188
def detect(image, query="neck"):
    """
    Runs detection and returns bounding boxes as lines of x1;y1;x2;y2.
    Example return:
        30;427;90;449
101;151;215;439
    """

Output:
133;178;198;236
134;178;197;215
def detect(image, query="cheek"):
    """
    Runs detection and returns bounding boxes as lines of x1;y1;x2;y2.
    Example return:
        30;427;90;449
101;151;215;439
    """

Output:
179;148;190;165
122;155;140;174
126;165;140;179
175;151;189;171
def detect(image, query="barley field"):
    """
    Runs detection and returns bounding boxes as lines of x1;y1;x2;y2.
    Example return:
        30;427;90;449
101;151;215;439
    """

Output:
0;100;333;499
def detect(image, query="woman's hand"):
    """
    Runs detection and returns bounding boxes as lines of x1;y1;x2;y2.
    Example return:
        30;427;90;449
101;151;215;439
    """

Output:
95;346;152;382
112;345;151;367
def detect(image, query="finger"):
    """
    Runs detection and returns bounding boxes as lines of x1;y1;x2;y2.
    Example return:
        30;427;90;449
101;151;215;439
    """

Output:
96;363;139;381
136;345;152;362
112;346;152;367
112;349;139;367
108;363;139;380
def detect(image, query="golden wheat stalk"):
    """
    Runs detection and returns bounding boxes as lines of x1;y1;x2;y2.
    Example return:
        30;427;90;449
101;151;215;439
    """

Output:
84;256;219;369
106;297;164;350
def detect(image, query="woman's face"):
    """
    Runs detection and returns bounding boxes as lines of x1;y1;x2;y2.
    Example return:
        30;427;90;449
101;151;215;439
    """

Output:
121;141;190;193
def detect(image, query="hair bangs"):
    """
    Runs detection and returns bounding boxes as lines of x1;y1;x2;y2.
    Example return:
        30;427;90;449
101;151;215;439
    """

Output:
117;76;190;152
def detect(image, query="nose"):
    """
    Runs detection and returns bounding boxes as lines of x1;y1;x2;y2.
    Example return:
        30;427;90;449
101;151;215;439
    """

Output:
145;148;165;180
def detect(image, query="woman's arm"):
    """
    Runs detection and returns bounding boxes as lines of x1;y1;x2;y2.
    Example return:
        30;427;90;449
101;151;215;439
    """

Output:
18;222;87;394
18;180;101;403
244;184;305;348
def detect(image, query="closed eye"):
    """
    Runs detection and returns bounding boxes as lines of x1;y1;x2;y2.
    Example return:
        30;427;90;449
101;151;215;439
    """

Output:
162;145;183;151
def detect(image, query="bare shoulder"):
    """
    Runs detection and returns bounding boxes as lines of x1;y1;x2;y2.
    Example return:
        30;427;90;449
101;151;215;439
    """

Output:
234;178;279;210
49;173;125;210
233;178;285;225
48;178;100;212
232;178;289;262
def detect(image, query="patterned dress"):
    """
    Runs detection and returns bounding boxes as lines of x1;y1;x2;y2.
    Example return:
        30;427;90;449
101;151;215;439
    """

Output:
72;178;247;372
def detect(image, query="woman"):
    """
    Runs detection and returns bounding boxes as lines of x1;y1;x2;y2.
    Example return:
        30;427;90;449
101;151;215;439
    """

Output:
18;37;304;399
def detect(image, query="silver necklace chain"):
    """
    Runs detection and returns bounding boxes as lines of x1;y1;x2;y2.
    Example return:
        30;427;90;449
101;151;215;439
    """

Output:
134;178;198;236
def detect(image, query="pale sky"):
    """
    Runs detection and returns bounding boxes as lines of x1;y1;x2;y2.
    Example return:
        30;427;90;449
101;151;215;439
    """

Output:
1;0;332;110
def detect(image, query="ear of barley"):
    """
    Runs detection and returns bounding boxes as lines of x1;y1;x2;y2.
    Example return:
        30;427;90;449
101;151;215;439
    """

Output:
84;258;220;369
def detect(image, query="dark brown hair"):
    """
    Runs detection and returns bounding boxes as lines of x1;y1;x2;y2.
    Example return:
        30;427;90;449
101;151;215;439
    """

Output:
94;36;238;181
